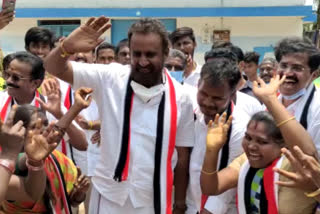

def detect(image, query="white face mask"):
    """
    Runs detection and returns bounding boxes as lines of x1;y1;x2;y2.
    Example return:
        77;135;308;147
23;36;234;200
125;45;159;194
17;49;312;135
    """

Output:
169;71;184;83
282;88;306;100
130;80;165;103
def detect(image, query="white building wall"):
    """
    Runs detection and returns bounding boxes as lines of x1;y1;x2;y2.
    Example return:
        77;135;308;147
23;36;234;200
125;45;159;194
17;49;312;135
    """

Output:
0;16;303;64
179;16;303;63
16;0;305;8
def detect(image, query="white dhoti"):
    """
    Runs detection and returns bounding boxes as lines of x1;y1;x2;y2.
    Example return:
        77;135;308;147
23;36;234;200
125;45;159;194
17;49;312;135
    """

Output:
89;185;154;214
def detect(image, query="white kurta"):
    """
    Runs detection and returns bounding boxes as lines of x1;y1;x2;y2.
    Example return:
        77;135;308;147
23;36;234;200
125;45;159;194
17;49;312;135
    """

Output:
279;84;320;154
183;62;202;88
71;62;195;213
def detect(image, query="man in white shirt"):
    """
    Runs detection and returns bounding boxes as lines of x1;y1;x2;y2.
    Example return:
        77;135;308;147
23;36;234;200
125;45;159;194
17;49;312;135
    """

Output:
44;17;195;214
274;37;320;153
204;47;263;117
170;27;202;88
0;52;87;153
241;51;260;98
186;58;259;214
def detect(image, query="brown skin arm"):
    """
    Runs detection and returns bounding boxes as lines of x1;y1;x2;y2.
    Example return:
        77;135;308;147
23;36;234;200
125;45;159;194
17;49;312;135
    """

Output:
200;113;237;195
253;75;317;157
0;106;26;202
173;146;190;213
200;146;238;195
75;115;101;131
55;87;94;151
37;79;88;151
44;16;111;84
69;167;90;207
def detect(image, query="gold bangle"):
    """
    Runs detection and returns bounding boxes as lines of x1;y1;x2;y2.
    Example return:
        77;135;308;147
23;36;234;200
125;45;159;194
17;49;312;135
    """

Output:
88;121;93;130
201;169;217;175
305;188;320;198
277;116;295;127
60;41;73;58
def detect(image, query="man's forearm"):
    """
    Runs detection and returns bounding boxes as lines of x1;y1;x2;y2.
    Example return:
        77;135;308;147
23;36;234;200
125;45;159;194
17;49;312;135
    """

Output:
91;120;101;130
57;105;88;151
67;124;88;151
174;147;190;208
44;45;73;84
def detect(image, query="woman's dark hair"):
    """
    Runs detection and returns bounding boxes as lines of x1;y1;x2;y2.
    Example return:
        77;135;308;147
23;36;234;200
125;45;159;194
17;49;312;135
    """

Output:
248;111;284;145
13;104;53;212
13;104;46;128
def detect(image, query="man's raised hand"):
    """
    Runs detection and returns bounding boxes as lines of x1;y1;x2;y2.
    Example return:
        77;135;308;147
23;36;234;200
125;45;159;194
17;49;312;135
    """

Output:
62;16;111;54
74;87;93;111
0;106;25;160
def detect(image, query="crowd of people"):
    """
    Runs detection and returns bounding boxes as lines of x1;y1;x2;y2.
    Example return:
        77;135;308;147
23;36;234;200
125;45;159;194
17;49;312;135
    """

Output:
1;7;320;214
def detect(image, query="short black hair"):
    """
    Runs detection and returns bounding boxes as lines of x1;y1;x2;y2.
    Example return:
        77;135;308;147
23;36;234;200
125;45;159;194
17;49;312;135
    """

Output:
274;37;320;73
9;51;45;81
248;111;284;145
200;58;241;92
260;57;277;67
211;40;233;49
128;18;169;56
168;49;187;68
205;48;238;64
230;46;244;62
169;27;195;45
210;43;244;63
2;53;15;72
25;27;55;49
243;51;260;65
96;42;115;57
115;39;129;56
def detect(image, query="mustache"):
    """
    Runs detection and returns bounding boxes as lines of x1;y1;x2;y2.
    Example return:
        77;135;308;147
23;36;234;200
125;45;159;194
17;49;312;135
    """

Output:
285;76;298;82
6;83;19;88
136;64;153;70
279;73;298;82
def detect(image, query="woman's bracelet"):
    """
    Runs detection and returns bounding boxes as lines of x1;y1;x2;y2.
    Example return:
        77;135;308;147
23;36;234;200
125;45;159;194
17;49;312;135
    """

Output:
305;188;320;198
201;169;217;175
0;159;15;174
26;157;44;171
277;116;296;127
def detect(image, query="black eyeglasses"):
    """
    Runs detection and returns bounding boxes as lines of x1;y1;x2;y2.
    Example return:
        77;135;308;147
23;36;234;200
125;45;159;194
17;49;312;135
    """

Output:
3;70;32;82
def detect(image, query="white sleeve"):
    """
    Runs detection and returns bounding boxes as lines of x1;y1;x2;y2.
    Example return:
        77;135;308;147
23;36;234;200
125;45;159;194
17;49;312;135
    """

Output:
204;188;237;214
308;116;320;155
71;61;128;101
175;92;195;147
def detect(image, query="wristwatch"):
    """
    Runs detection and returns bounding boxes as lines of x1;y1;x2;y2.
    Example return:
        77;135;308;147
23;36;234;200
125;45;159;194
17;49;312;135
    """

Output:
0;159;15;173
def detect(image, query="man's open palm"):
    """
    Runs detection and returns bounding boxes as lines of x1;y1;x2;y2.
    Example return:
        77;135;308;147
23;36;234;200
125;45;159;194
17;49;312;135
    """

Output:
63;16;111;54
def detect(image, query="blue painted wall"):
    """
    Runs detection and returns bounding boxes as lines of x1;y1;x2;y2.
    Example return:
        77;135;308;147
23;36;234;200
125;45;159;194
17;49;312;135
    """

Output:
111;19;176;45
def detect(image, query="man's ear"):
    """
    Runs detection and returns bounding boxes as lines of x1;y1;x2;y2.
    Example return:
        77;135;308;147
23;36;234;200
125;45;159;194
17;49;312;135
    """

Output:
32;79;43;89
311;69;320;81
25;46;29;51
230;90;237;102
